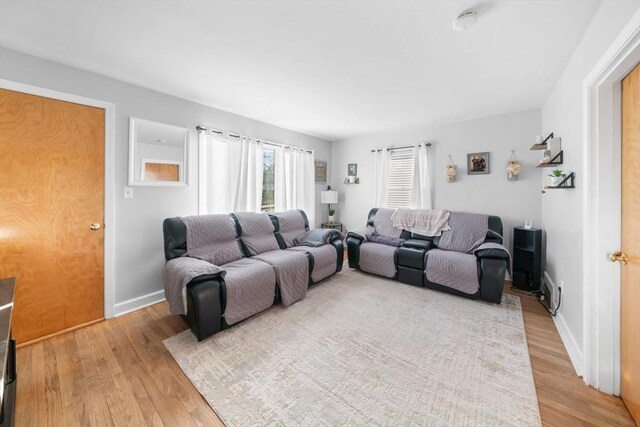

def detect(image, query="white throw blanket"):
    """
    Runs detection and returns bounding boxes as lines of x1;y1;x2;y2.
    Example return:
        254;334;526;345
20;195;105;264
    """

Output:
391;208;451;236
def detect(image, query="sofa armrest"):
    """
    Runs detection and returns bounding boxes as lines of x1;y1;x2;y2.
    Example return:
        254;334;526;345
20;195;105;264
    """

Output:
346;232;365;269
474;243;510;265
185;276;224;341
346;229;366;242
402;239;433;251
330;238;345;272
478;258;507;304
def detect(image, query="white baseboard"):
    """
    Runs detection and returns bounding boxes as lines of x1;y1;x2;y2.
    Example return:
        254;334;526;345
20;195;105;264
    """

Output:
113;290;166;317
543;271;583;377
553;311;584;377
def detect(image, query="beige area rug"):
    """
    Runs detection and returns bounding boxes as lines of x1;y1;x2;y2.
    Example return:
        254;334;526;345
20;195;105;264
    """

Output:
164;269;541;426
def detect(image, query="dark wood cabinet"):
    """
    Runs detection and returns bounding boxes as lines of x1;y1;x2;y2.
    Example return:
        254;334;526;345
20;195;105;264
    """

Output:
512;227;543;292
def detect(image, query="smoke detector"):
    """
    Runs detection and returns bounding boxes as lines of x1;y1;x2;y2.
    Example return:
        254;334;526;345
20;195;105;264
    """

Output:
452;11;479;31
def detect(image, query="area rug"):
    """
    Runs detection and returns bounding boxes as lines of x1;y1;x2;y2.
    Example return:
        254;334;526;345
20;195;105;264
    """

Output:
164;269;541;426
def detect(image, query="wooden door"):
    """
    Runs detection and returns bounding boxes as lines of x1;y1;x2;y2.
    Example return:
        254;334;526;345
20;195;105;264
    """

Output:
0;89;105;344
621;63;640;424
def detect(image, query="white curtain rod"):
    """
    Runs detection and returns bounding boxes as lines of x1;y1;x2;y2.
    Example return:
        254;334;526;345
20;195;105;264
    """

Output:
196;125;313;154
370;142;432;153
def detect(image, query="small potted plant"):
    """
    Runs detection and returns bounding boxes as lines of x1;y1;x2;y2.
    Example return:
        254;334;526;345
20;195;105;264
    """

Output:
548;169;566;186
328;208;336;223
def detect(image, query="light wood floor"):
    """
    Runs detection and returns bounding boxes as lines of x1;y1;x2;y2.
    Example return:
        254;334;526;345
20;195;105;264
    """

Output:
15;284;635;426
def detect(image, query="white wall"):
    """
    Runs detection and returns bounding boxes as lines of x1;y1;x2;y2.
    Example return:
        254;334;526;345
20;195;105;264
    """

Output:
0;47;332;309
330;110;543;255
540;0;640;363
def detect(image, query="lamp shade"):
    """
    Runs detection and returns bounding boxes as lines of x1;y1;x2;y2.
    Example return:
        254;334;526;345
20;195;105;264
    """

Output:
320;190;338;204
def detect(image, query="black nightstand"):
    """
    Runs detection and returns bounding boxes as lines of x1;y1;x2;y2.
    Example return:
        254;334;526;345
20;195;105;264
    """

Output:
321;222;343;232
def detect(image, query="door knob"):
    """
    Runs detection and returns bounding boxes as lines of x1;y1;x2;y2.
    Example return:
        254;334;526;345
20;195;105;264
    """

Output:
90;223;101;231
609;251;628;265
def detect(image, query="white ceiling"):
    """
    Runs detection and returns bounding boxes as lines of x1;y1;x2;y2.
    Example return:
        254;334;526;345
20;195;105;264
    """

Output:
0;1;602;140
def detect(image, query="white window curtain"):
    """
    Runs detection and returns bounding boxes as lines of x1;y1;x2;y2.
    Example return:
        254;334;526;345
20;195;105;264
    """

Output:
410;144;432;209
274;146;315;223
373;149;389;207
373;145;432;209
199;130;263;214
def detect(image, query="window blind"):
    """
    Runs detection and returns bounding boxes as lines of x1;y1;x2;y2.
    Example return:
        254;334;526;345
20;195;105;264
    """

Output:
387;148;414;208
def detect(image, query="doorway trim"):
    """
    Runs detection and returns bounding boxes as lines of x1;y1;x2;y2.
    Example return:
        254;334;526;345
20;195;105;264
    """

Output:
0;79;116;319
582;11;640;395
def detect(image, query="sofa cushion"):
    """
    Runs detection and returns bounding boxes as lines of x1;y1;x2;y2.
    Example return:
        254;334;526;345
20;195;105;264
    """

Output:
221;258;277;325
252;249;309;306
371;208;402;239
288;245;337;283
234;212;281;256
272;210;308;248
359;242;397;278
425;249;479;295
437;212;489;253
181;214;244;265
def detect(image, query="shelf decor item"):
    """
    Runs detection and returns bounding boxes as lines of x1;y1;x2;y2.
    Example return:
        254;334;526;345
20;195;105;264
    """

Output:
344;163;359;184
548;169;566;186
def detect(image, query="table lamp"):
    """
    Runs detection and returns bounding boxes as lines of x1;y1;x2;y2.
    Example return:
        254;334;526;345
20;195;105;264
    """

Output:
320;186;339;224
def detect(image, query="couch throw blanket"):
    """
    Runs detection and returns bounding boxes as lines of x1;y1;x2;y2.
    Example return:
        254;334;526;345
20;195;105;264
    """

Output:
181;214;243;266
437;212;489;253
252;250;310;306
426;249;479;295
293;228;344;247
164;257;226;315
391;208;451;237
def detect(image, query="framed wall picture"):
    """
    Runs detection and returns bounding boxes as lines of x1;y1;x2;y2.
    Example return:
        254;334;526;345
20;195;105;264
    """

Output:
315;160;327;184
347;163;358;176
467;152;490;175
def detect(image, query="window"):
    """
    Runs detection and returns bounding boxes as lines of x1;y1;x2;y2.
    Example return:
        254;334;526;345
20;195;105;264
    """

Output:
386;148;414;208
261;148;275;212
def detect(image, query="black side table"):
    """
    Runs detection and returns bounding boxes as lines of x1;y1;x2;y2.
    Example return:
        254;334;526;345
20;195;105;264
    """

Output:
512;227;543;291
321;222;343;232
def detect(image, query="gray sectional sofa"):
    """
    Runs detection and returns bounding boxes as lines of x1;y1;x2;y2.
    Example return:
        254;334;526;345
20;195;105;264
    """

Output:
347;208;510;303
163;209;343;341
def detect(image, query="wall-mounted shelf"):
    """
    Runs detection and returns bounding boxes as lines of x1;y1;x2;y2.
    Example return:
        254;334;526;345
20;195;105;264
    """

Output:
544;172;575;189
343;178;360;184
530;132;554;150
536;150;564;167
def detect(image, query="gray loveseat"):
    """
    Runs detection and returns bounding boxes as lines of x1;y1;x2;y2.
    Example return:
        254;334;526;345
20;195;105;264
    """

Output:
163;209;344;341
347;208;509;303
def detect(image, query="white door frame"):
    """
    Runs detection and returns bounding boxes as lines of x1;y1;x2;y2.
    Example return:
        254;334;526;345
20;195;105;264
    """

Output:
1;79;116;319
582;11;640;395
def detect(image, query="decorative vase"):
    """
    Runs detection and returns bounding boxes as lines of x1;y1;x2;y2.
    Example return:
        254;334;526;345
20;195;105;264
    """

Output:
328;215;335;223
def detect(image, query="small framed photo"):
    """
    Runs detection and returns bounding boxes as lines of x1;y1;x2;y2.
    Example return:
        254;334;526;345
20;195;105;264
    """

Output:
467;152;490;175
347;163;358;176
